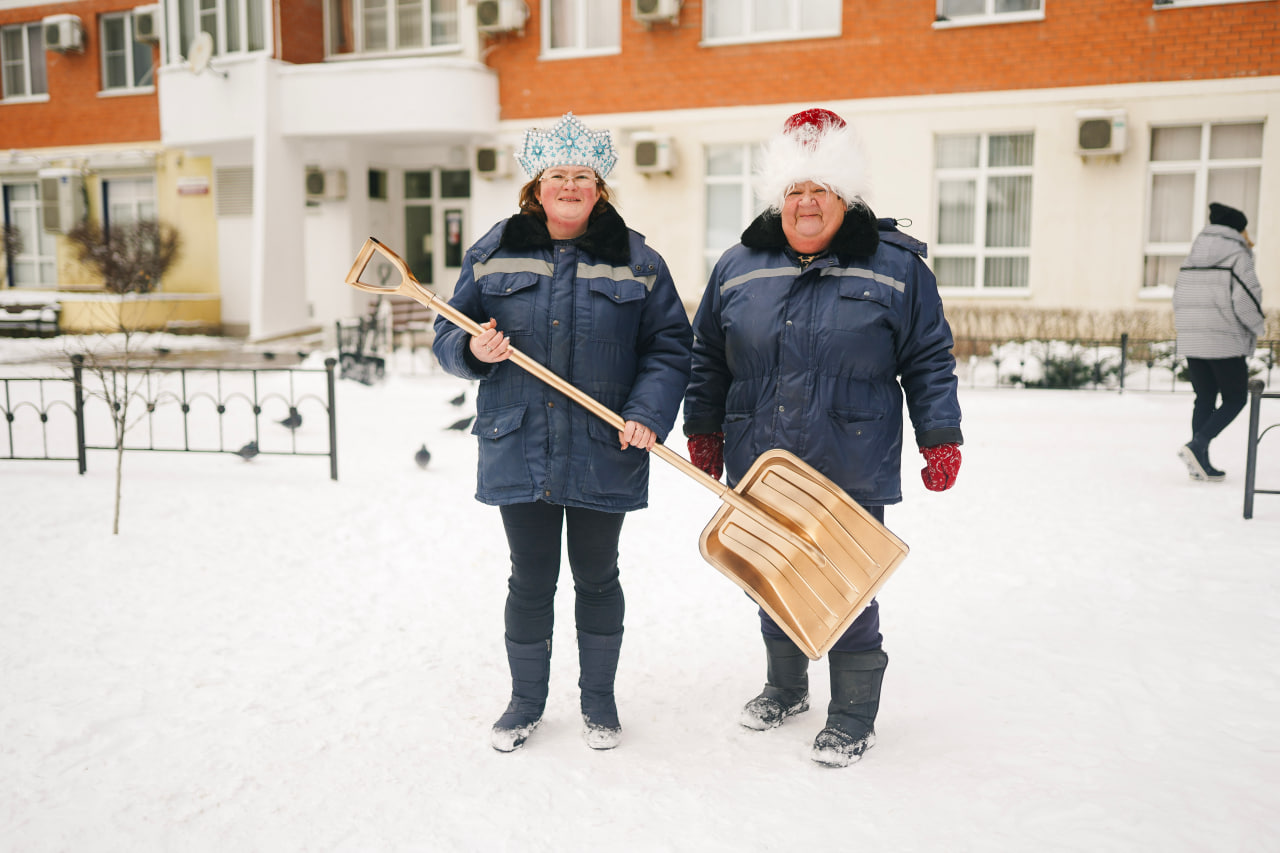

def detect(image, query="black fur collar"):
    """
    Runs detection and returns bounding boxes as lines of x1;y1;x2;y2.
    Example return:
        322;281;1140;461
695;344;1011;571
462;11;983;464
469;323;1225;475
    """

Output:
500;204;631;265
741;202;880;260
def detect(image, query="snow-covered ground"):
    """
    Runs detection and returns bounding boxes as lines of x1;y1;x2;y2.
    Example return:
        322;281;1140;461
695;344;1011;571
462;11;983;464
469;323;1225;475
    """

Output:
2;335;1278;852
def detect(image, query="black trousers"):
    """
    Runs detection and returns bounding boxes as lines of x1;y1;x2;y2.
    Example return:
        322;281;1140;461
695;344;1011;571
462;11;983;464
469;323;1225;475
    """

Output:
1186;356;1250;444
759;505;885;654
499;502;626;644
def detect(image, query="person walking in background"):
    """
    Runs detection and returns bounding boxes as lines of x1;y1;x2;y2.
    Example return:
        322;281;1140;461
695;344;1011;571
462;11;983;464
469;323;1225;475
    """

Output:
682;108;963;768
1173;202;1266;482
432;113;692;753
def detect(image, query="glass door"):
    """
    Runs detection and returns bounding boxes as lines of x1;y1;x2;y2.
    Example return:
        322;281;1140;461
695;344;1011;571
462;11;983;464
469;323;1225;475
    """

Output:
3;182;57;288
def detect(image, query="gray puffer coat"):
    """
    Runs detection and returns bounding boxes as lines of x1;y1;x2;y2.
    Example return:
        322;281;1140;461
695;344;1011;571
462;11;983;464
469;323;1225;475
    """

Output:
433;205;692;512
1173;224;1265;359
683;206;962;506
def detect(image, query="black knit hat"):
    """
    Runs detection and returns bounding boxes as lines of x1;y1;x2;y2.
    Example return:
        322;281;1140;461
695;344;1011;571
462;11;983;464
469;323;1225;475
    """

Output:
1209;202;1248;233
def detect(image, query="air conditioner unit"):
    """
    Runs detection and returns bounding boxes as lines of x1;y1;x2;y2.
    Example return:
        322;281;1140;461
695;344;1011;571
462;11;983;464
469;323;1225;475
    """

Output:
633;132;676;175
38;168;86;233
133;5;161;44
42;14;84;53
477;0;528;34
305;168;347;201
633;0;681;24
476;147;513;180
1076;109;1127;157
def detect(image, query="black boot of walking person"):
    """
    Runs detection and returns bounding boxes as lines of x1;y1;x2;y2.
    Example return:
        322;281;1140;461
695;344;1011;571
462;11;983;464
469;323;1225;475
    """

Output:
812;648;888;768
492;636;551;753
578;630;623;750
740;635;810;730
1178;435;1226;482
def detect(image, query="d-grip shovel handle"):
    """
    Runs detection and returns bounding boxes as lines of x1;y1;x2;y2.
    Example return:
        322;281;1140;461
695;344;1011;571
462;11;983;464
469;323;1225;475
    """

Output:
344;237;824;563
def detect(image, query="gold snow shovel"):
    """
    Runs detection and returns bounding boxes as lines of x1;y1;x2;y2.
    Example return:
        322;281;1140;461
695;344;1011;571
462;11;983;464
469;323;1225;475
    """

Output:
345;237;908;660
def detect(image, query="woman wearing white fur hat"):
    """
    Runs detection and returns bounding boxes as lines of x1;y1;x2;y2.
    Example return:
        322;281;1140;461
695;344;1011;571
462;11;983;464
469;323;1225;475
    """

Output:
683;108;964;767
433;113;692;754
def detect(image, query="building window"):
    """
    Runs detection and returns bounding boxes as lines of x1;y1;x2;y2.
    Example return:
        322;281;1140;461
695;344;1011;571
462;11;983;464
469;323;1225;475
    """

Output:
101;12;155;92
542;0;620;57
935;0;1044;25
104;178;158;229
1143;121;1262;289
933;132;1034;291
1;22;48;100
3;182;57;287
174;0;267;61
325;0;459;55
704;143;764;282
703;0;840;43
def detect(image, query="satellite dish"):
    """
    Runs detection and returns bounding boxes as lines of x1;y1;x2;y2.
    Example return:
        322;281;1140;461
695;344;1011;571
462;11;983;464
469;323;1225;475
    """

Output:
188;32;226;78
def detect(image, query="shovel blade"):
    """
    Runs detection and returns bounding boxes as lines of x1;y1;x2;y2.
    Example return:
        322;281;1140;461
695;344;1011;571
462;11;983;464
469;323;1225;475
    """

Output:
699;449;909;660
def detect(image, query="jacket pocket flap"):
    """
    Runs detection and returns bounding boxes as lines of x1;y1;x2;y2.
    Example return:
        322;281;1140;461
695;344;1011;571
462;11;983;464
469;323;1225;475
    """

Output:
480;272;540;298
587;277;646;305
837;277;893;308
473;402;527;439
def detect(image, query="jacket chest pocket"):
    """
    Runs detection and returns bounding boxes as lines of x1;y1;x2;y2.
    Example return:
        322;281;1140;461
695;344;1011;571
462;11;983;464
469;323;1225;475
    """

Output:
588;278;646;344
479;272;540;337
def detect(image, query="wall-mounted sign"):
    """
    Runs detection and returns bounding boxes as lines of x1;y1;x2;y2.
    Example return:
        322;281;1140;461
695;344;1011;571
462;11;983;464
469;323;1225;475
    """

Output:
177;176;210;196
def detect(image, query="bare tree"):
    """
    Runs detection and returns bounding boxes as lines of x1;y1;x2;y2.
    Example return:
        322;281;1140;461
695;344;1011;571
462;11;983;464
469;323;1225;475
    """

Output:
65;219;183;534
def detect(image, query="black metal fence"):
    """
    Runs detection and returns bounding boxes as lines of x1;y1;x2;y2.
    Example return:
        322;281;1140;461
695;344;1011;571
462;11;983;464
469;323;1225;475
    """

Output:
1;356;339;480
1244;378;1280;520
953;334;1279;392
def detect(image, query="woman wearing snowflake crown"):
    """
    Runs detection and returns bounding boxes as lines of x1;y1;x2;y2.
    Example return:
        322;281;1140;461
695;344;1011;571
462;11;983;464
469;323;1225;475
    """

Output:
682;108;964;767
432;113;692;753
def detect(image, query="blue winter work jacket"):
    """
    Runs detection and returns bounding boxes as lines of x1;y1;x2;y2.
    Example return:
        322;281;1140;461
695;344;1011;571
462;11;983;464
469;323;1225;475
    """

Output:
683;207;962;506
433;206;693;512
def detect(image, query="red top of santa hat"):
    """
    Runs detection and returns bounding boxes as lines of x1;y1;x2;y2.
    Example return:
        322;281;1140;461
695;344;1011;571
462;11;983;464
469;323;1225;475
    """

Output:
783;108;848;135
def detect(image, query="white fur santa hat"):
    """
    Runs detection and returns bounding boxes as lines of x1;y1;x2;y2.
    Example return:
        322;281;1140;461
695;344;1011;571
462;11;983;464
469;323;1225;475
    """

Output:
754;108;872;213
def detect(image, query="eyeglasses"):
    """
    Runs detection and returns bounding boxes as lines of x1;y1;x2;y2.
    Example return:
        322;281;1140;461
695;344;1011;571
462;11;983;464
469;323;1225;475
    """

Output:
539;172;598;188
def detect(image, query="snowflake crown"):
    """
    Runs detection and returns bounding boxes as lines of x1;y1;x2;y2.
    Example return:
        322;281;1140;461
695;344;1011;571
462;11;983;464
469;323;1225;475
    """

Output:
515;112;618;180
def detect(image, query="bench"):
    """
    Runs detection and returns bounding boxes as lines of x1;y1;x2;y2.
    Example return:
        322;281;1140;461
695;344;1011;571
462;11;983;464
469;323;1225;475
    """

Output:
0;301;61;337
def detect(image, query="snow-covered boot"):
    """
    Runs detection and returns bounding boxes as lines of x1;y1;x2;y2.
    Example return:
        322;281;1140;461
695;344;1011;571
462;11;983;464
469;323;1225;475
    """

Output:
812;648;888;767
491;636;551;753
740;635;810;731
578;630;623;750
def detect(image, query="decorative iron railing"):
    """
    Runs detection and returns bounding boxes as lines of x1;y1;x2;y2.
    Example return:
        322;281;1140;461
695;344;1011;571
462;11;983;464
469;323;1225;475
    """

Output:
1;356;339;480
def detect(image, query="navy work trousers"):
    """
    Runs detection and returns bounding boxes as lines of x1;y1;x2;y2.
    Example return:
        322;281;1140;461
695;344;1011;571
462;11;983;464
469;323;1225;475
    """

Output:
499;501;626;644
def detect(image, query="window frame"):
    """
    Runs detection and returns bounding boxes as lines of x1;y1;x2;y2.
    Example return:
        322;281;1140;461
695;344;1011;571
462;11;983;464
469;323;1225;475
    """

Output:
100;11;156;95
701;0;841;46
1;21;49;102
932;130;1036;295
702;142;765;283
540;0;620;59
172;0;268;63
323;0;461;57
1141;120;1264;294
933;0;1045;29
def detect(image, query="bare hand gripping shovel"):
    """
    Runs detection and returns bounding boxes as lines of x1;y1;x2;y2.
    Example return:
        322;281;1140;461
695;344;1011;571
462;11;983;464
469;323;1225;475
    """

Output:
346;237;908;660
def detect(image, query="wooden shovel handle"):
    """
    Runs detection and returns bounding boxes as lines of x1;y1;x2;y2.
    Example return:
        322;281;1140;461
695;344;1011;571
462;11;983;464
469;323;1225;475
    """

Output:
345;238;818;558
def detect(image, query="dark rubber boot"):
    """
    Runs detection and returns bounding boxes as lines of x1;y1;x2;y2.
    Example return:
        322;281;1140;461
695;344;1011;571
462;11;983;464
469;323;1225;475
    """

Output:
1179;437;1225;482
740;635;810;731
812;648;888;768
491;636;551;753
578;630;623;750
